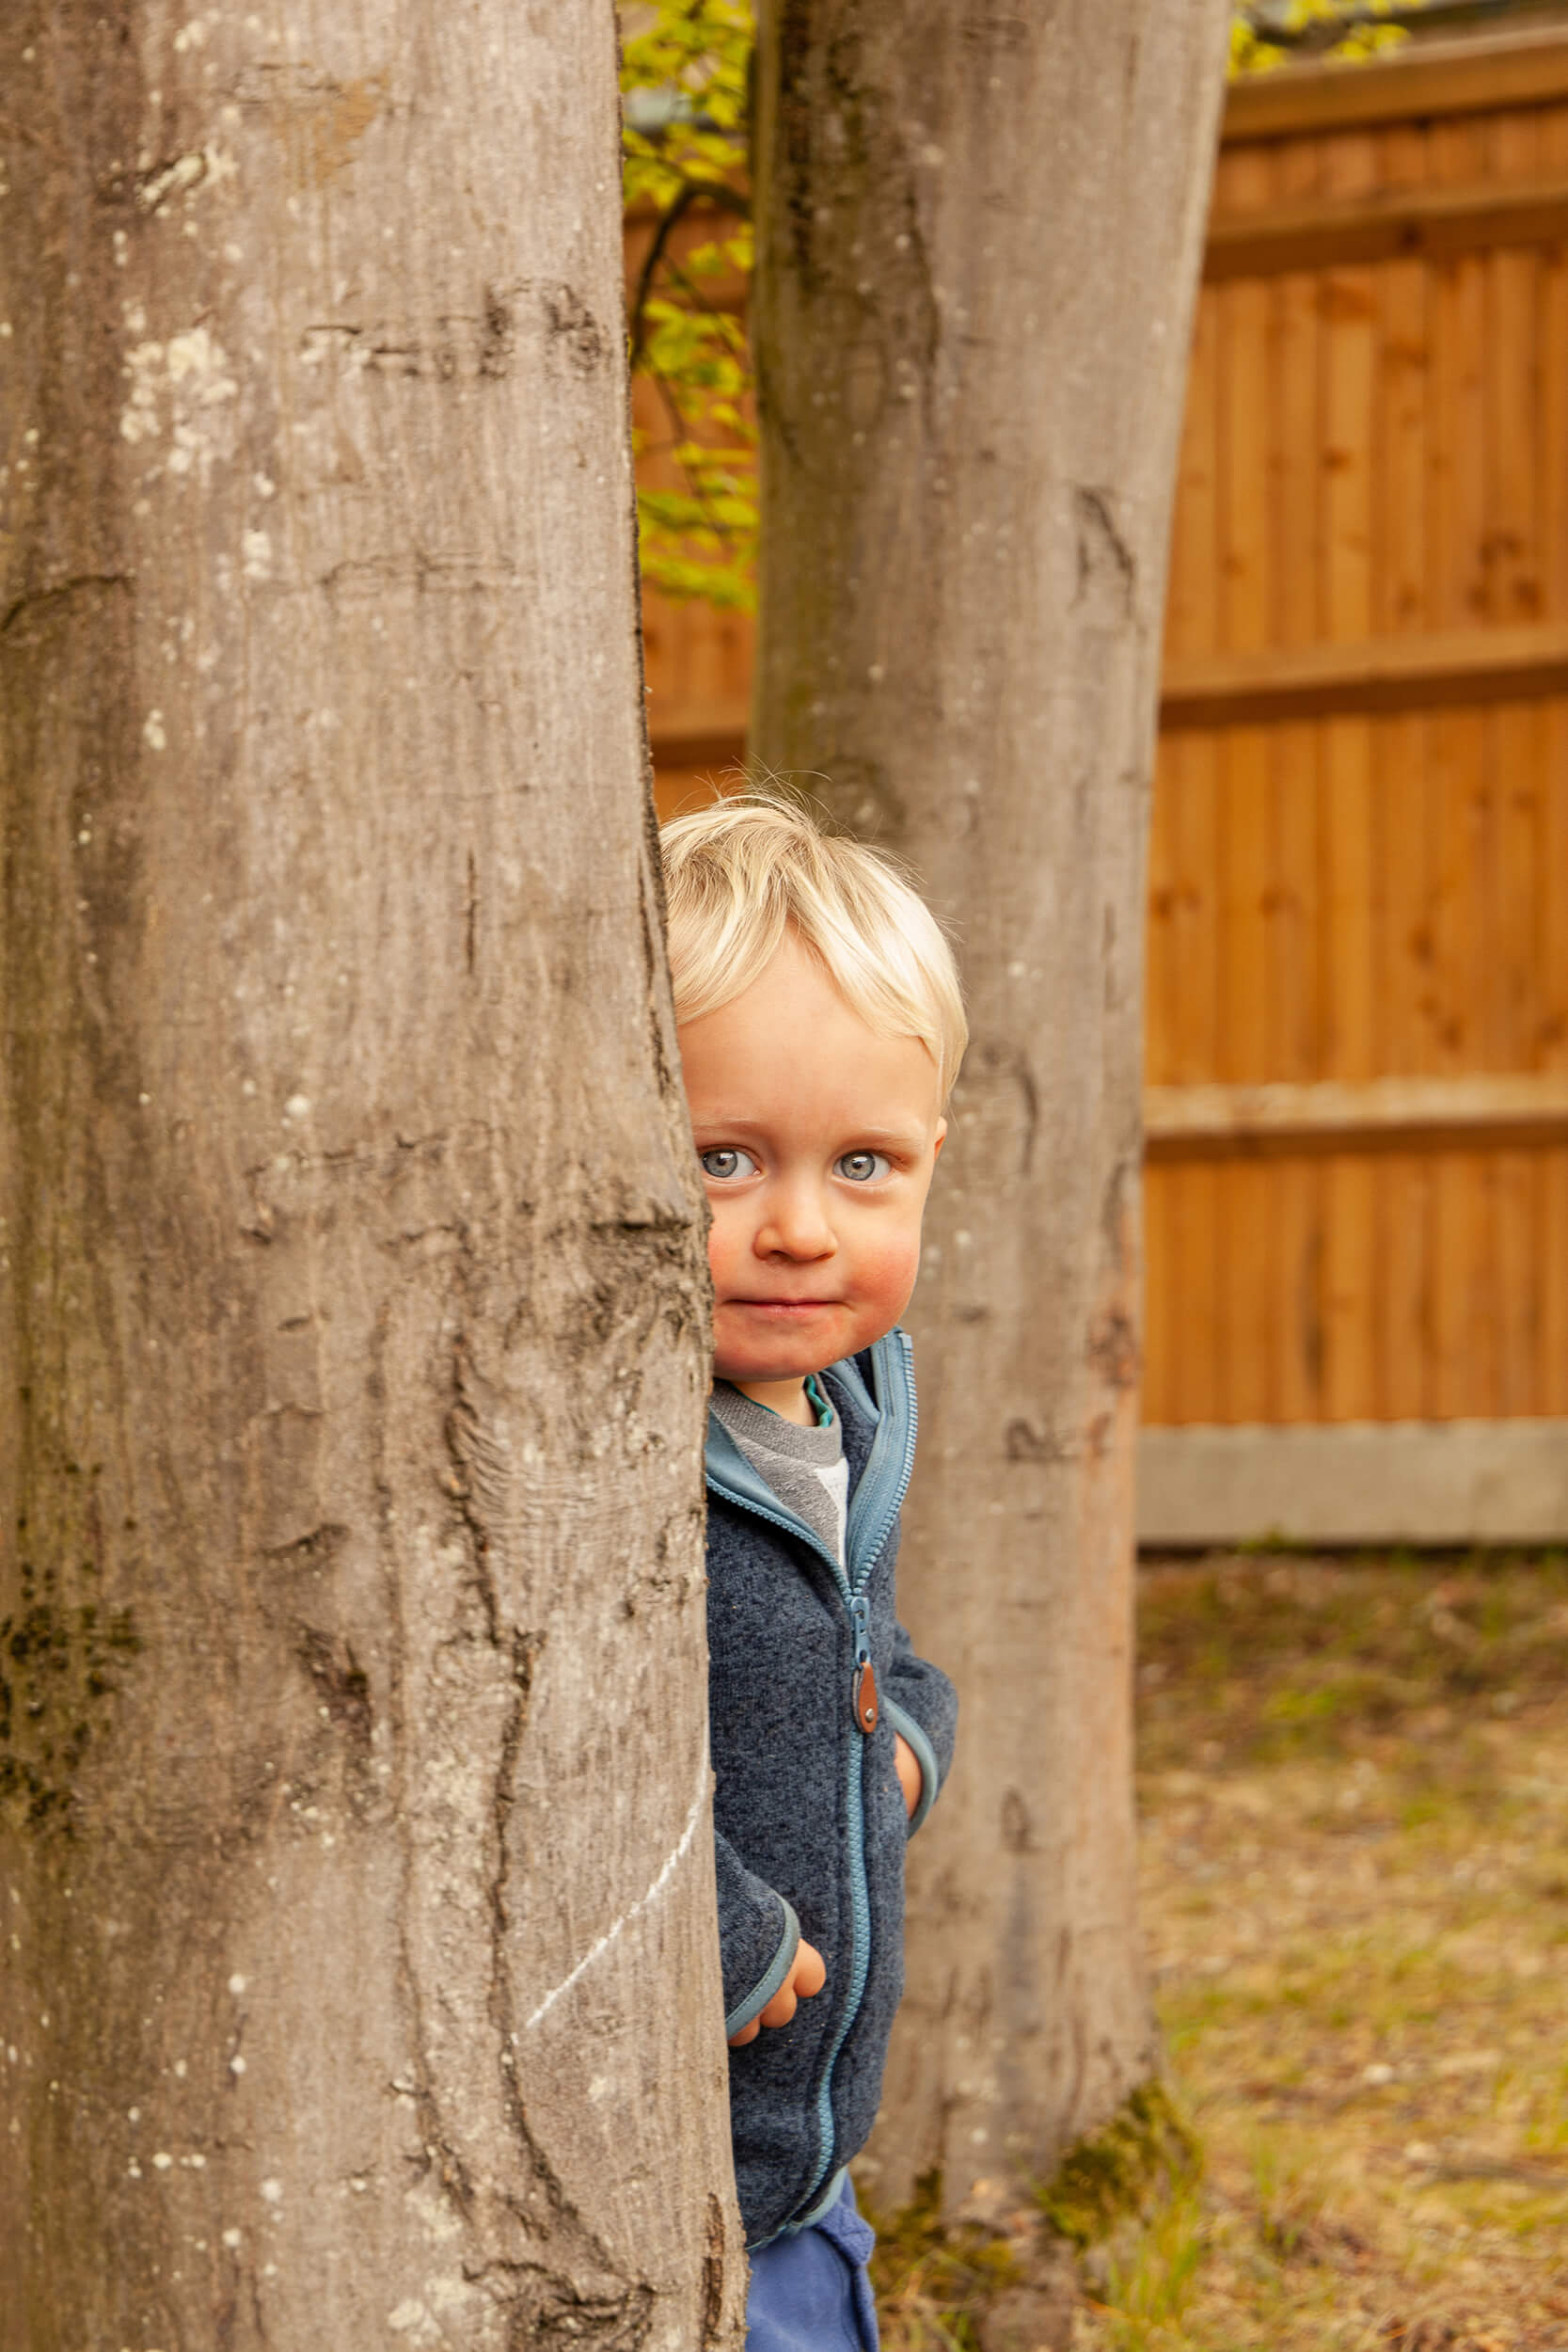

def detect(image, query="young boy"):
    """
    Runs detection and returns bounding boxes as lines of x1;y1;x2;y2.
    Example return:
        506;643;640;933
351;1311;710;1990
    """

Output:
660;798;966;2352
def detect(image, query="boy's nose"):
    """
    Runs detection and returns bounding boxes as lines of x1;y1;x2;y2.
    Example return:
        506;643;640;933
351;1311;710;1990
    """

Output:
754;1182;836;1262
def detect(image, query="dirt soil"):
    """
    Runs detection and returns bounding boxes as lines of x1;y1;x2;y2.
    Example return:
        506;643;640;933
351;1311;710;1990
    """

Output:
878;1549;1568;2352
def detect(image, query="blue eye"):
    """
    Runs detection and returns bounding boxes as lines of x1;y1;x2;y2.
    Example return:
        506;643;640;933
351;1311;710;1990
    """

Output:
835;1151;890;1184
700;1147;758;1182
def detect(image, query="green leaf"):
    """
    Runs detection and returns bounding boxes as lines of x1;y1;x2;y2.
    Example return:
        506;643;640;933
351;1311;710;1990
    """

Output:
1228;0;1425;74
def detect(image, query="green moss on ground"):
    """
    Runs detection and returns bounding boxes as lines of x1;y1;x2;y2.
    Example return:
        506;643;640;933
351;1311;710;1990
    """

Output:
1038;2080;1202;2251
861;2168;1023;2350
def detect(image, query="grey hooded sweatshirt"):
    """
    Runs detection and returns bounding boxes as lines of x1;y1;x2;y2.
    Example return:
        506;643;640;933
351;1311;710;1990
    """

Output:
705;1329;958;2249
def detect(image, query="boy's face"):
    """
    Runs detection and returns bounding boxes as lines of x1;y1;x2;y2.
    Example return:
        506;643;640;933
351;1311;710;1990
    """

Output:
677;933;946;1416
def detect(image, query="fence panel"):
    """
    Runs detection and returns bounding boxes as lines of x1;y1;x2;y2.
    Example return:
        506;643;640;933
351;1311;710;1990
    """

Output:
637;35;1568;1527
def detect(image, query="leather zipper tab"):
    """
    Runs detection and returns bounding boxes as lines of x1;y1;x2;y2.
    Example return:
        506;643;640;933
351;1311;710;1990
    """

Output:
853;1658;879;1735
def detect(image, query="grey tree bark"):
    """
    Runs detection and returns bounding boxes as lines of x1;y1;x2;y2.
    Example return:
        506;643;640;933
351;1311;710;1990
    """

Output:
752;0;1231;2231
1;5;743;2345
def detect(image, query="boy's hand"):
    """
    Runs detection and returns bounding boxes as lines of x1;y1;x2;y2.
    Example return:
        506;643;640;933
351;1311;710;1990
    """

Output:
894;1732;922;1820
727;1937;826;2047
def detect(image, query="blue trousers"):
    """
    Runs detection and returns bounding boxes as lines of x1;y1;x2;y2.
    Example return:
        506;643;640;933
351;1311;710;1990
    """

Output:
745;2173;879;2352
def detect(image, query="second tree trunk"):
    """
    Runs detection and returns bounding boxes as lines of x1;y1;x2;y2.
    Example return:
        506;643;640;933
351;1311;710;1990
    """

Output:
751;0;1231;2224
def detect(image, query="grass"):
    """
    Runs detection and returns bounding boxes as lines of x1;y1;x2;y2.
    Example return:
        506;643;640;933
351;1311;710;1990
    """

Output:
877;1550;1568;2352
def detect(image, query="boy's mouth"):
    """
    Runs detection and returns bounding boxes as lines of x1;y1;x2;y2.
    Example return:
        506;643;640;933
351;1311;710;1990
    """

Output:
723;1297;837;1313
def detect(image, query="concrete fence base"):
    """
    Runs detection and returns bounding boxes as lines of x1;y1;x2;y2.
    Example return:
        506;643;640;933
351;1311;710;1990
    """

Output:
1138;1419;1568;1549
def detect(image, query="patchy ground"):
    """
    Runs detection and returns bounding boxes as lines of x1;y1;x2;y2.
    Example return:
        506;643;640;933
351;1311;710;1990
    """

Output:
878;1550;1568;2351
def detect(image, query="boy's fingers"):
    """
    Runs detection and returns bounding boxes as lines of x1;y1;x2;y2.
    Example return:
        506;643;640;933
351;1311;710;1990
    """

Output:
758;1979;799;2029
894;1733;921;1816
731;1938;829;2045
794;1939;827;1997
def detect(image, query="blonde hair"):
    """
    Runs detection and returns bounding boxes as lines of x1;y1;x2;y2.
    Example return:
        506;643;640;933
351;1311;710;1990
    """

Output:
659;794;968;1102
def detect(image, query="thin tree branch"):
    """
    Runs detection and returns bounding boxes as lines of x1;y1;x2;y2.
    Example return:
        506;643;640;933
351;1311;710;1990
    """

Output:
644;366;752;564
629;177;750;370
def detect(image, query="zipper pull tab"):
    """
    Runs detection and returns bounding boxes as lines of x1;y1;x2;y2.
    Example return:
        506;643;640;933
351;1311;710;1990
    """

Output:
853;1660;879;1736
850;1596;878;1735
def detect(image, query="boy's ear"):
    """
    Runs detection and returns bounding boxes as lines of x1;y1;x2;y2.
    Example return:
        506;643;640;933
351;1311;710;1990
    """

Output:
932;1117;947;1159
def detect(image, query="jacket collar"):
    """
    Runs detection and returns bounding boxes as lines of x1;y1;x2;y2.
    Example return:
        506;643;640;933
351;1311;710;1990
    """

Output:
705;1330;916;1584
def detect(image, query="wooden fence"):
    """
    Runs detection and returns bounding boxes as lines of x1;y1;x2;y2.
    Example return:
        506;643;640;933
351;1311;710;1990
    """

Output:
639;26;1568;1542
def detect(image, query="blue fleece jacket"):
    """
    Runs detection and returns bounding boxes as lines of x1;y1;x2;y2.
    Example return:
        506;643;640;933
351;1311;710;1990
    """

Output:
706;1329;958;2249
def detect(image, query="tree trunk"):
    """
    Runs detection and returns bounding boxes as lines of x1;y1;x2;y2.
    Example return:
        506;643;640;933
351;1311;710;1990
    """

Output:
751;0;1230;2227
0;7;743;2344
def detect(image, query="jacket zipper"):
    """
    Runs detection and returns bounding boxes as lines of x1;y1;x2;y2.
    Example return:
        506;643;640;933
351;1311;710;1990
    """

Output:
796;1331;917;2217
706;1332;919;2226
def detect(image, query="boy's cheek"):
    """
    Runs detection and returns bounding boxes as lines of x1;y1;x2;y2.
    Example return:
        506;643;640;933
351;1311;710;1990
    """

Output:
852;1232;926;1324
704;1201;744;1286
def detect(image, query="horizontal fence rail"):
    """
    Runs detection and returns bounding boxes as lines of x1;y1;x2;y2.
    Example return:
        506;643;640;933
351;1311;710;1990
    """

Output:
650;621;1568;759
1145;1073;1568;1158
1220;24;1568;140
1204;168;1568;278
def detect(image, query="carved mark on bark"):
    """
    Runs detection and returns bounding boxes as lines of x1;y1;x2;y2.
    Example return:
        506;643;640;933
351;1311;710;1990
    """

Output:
1000;1788;1036;1854
1004;1420;1076;1466
294;1627;372;1753
263;1522;350;1571
475;2264;654;2351
1071;486;1136;626
301;301;521;387
542;284;607;374
481;283;516;378
0;573;131;642
1086;1307;1138;1391
317;549;518;598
